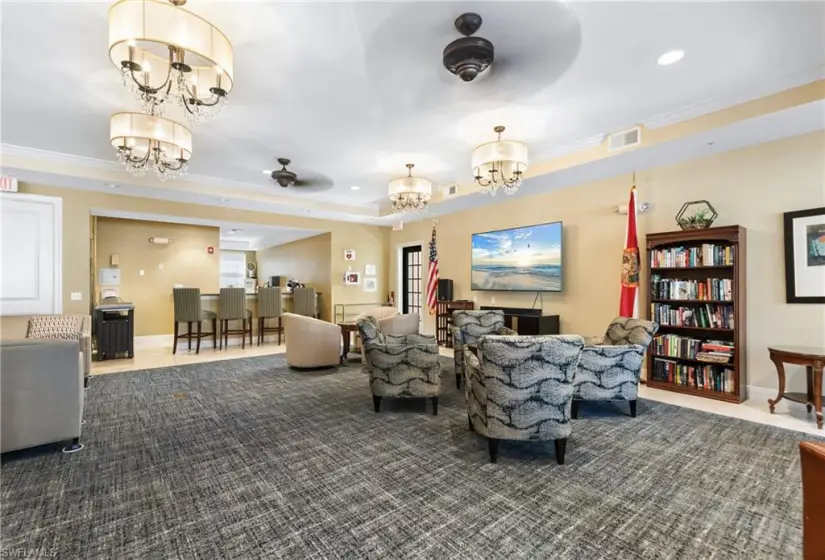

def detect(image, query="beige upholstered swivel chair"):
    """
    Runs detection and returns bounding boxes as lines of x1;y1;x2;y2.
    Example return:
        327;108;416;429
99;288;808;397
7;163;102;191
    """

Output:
801;441;825;559
258;287;284;345
218;287;253;349
283;313;341;368
173;288;217;354
26;315;91;386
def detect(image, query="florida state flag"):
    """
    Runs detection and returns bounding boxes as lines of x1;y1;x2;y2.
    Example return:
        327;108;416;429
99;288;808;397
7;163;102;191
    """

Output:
619;187;640;318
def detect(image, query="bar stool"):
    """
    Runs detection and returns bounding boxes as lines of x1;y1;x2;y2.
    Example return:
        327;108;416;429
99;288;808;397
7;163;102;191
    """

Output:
257;287;284;346
218;287;253;349
293;286;317;318
172;287;217;354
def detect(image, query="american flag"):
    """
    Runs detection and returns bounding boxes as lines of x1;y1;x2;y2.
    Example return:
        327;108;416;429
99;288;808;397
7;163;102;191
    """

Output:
427;223;439;315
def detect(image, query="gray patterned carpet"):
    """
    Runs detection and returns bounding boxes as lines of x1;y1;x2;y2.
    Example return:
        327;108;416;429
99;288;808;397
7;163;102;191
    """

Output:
1;354;817;559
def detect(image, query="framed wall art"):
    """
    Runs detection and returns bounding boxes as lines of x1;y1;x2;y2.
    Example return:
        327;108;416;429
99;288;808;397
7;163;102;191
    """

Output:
784;206;825;304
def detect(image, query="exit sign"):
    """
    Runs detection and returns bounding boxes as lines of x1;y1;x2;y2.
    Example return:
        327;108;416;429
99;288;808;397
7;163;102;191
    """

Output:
0;176;18;192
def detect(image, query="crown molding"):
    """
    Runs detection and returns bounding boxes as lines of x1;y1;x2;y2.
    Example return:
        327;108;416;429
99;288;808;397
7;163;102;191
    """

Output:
642;64;825;130
529;133;606;162
1;144;121;171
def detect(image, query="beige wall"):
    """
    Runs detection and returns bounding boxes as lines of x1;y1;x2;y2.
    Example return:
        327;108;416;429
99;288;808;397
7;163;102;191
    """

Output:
390;131;825;392
95;217;220;336
0;184;390;339
256;233;333;321
330;225;390;321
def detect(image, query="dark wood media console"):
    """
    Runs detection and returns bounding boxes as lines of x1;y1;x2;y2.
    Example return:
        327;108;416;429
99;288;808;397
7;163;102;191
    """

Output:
480;306;560;336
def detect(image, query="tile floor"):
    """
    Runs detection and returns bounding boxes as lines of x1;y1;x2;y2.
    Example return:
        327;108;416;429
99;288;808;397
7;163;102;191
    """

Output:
92;343;824;437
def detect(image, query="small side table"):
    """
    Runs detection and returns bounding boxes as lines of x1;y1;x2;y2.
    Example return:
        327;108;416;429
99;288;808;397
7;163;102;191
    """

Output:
768;346;825;429
339;322;358;363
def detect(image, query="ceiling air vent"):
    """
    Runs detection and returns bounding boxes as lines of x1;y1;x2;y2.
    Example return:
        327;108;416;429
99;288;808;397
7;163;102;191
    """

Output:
608;127;642;152
442;183;459;198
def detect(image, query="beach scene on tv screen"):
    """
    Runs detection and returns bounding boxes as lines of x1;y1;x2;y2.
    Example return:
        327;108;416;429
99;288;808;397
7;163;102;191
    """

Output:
471;223;562;291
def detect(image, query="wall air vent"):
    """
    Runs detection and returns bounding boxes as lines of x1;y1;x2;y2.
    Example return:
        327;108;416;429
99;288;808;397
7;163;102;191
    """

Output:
607;126;642;152
442;183;459;198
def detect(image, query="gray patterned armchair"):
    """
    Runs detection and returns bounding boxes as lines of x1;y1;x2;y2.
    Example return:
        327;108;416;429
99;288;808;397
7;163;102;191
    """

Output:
452;310;517;390
356;316;441;415
573;317;659;418
465;334;585;464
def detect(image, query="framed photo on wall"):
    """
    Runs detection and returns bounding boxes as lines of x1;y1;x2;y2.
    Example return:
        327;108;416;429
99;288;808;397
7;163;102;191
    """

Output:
784;206;825;304
344;271;361;285
364;278;377;292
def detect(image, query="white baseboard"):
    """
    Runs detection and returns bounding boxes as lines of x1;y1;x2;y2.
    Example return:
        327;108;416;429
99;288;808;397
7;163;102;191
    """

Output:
135;334;284;350
746;384;810;413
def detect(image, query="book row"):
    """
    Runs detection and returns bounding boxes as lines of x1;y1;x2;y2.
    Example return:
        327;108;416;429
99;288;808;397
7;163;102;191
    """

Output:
651;303;735;329
650;244;735;268
651;359;736;393
652;334;734;362
650;276;733;301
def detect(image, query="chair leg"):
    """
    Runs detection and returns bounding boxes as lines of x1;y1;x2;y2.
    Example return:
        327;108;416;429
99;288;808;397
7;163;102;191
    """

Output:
212;319;217;351
456;373;461;390
187;322;192;350
173;321;179;355
629;400;637;418
278;317;282;345
488;438;499;464
196;321;202;354
554;438;567;465
241;319;246;350
468;413;474;432
373;395;381;413
248;318;253;346
571;400;579;419
431;397;438;416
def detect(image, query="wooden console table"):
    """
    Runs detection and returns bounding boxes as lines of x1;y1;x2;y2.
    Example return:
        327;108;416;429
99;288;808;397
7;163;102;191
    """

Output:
768;346;825;429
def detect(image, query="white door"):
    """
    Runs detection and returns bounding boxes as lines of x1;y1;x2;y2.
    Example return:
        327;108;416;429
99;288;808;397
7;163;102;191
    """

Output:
0;193;62;315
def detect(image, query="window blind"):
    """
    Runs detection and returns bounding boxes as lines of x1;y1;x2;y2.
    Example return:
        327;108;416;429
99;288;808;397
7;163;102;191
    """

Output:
219;251;246;288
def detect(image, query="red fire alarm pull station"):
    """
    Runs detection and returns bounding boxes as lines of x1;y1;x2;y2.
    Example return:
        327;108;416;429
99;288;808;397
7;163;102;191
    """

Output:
207;246;215;254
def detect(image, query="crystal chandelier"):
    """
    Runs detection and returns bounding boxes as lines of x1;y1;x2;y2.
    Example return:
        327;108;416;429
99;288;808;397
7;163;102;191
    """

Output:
472;126;528;196
388;164;432;212
108;0;234;124
110;112;192;180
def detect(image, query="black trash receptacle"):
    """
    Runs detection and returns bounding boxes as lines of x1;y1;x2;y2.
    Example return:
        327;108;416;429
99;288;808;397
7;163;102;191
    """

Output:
93;303;135;361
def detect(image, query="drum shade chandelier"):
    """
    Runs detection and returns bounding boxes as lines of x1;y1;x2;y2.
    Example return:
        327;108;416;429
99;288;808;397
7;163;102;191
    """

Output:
472;126;528;196
110;112;192;180
388;164;432;212
109;0;234;124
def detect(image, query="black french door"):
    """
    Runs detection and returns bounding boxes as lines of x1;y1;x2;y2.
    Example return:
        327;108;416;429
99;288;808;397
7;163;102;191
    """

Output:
402;245;423;315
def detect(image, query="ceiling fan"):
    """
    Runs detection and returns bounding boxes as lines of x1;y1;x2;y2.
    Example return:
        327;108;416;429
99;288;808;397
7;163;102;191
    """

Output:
267;158;333;190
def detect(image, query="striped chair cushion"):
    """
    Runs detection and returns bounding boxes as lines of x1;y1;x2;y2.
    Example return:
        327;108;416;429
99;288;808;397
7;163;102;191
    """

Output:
219;287;248;320
173;288;203;322
258;287;283;318
293;287;316;317
26;316;82;341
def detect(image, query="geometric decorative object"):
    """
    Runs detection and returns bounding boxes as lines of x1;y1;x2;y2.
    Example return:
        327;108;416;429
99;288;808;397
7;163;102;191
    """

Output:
110;112;192;180
442;13;494;83
388;163;432;213
472;126;528;196
109;0;233;124
676;200;718;230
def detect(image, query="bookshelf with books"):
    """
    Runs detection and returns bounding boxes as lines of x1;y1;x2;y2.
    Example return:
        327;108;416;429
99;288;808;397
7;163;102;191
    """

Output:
645;225;747;403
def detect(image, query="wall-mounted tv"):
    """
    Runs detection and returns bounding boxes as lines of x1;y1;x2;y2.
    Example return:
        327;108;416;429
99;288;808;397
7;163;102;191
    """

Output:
471;221;563;292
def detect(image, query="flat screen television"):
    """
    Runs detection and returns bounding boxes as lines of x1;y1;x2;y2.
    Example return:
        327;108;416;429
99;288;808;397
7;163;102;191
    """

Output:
471;221;563;292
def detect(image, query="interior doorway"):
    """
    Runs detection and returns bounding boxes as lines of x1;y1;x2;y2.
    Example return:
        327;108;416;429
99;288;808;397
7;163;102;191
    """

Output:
401;245;423;316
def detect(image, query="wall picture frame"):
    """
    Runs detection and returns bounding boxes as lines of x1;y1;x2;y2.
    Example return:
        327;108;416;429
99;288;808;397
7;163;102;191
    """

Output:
344;271;361;285
364;277;377;292
783;206;825;304
365;264;376;276
344;249;356;261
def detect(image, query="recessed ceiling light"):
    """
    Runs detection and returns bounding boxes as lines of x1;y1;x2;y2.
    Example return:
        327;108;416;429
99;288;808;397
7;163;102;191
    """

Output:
262;169;272;175
351;186;360;191
657;50;684;66
219;197;230;202
105;183;119;188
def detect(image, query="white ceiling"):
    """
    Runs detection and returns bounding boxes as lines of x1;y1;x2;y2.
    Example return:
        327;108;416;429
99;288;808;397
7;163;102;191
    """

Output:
2;1;825;215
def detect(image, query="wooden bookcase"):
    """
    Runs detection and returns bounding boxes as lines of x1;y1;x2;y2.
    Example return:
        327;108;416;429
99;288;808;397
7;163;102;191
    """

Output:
645;225;747;403
435;300;474;347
